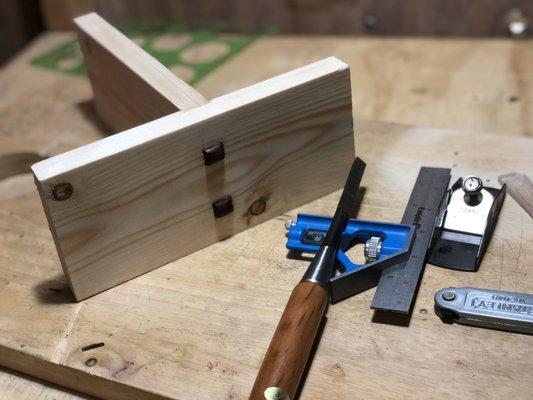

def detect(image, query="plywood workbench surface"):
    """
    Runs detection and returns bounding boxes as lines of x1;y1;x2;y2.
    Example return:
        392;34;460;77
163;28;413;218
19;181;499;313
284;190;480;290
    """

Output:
0;31;532;399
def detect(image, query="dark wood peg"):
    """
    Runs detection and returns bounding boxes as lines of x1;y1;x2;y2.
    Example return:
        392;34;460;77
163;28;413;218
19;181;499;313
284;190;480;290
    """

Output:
202;141;225;165
212;195;233;218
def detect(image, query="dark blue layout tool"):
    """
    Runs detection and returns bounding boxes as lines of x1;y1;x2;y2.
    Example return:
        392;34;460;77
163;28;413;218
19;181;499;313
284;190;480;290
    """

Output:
285;167;451;308
286;218;415;303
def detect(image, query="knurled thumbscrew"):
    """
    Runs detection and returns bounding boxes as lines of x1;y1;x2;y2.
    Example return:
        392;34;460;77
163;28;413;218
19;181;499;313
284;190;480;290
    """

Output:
462;175;484;206
364;236;383;263
462;176;483;196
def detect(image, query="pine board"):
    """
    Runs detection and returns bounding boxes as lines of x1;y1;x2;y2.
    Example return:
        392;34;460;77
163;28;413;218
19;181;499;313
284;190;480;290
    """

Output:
74;13;208;133
32;56;354;300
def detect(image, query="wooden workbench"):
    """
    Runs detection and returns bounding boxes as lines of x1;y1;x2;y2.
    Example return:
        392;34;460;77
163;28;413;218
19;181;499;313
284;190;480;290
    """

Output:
0;32;531;399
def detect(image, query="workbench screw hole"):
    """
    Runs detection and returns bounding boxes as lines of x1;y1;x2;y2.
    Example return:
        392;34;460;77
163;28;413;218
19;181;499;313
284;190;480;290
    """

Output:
363;15;378;31
85;357;97;367
52;182;73;201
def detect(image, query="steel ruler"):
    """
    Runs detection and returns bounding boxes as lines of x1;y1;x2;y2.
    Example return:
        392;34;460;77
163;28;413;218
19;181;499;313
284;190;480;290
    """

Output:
371;167;451;314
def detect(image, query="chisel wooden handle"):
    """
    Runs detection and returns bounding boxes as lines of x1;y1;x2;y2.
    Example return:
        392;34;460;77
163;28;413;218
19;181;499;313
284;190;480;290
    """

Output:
250;281;328;400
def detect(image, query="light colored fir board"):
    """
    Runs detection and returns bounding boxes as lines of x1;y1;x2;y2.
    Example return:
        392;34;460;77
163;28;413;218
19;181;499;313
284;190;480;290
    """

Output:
1;120;532;400
31;57;355;301
74;13;208;133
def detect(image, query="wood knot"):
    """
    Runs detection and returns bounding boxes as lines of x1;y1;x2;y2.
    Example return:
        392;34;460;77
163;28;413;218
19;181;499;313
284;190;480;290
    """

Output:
248;197;267;216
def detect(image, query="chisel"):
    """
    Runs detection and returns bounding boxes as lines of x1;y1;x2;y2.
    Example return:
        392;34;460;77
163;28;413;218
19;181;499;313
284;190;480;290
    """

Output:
250;158;365;400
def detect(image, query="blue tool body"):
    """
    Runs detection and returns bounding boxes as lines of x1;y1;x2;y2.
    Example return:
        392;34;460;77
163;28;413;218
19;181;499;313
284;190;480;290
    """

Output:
286;213;415;302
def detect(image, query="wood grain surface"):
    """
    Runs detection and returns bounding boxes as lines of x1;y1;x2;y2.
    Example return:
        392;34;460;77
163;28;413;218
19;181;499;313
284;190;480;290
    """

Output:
197;36;533;137
74;13;208;133
32;56;354;300
2;32;533;137
498;173;533;218
250;282;328;400
0;367;94;400
0;32;532;399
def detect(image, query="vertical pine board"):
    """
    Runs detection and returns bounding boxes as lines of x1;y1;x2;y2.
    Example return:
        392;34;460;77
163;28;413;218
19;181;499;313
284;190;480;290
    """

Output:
32;57;355;300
